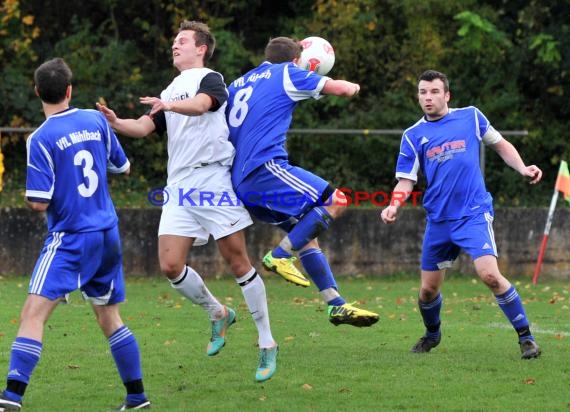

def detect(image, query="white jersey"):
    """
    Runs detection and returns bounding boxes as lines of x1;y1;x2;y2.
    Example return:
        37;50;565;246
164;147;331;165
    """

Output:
155;68;235;185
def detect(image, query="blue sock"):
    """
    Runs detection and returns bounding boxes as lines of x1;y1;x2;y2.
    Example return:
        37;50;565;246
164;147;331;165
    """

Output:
495;286;533;342
273;207;333;258
272;245;291;259
109;326;146;401
299;248;344;305
5;337;43;401
126;392;148;405
299;248;338;291
326;296;345;306
419;293;442;338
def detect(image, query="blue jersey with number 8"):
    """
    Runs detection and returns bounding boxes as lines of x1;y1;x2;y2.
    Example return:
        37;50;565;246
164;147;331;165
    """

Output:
226;62;328;187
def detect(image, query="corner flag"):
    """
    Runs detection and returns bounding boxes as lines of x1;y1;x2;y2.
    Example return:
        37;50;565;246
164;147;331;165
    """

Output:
554;160;570;203
533;160;570;284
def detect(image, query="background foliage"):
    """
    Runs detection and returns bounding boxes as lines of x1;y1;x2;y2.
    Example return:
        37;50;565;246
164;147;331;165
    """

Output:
1;0;568;206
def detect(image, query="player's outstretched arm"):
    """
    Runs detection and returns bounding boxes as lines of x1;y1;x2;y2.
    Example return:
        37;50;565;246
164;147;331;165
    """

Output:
96;102;155;138
489;139;542;184
140;94;213;117
321;79;360;97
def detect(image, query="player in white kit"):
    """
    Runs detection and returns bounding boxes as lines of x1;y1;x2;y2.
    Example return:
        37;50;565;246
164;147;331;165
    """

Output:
98;21;278;382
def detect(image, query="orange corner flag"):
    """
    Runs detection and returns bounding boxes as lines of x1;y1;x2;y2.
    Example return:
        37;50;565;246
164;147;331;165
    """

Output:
555;160;570;203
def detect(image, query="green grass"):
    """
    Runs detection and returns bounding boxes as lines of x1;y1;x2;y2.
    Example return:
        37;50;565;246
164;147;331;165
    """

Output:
0;275;568;411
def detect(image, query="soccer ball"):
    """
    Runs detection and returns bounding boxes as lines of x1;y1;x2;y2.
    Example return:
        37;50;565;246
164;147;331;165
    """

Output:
298;36;335;76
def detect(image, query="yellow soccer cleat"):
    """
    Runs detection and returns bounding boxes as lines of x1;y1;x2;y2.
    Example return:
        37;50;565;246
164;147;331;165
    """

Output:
262;251;310;287
328;302;379;327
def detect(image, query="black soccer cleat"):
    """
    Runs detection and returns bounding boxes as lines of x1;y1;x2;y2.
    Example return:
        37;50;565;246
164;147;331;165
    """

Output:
410;334;441;353
520;339;541;359
0;392;22;411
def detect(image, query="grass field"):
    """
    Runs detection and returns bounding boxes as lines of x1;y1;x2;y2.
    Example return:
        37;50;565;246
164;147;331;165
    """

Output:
0;274;568;411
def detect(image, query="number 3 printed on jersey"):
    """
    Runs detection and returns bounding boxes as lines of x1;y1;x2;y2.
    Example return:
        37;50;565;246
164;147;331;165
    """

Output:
228;87;253;127
74;150;99;197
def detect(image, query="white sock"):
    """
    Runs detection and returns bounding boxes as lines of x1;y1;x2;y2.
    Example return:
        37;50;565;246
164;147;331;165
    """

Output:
236;268;275;348
320;287;340;303
170;266;224;320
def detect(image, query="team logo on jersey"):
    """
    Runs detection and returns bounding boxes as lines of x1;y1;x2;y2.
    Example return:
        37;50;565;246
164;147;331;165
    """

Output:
426;139;466;162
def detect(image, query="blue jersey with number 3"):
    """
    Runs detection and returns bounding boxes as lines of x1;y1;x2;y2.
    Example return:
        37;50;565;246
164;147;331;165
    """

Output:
26;108;129;233
226;62;328;186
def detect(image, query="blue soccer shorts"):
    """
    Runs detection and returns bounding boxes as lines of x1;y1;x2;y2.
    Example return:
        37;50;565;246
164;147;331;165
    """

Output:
235;159;334;228
421;211;498;271
29;225;126;304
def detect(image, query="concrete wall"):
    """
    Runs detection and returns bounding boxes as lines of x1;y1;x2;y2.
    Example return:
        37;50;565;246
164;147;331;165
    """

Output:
1;207;569;280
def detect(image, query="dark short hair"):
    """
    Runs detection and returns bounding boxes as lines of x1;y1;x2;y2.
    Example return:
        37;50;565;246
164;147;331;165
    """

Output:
264;37;303;63
419;70;449;92
179;20;216;64
34;58;72;104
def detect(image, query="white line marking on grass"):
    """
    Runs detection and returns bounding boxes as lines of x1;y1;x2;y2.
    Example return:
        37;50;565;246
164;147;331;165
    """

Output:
488;322;570;336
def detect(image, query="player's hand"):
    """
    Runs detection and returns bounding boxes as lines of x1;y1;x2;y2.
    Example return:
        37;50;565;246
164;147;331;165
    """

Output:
96;102;118;124
140;96;169;116
380;206;399;224
523;165;542;184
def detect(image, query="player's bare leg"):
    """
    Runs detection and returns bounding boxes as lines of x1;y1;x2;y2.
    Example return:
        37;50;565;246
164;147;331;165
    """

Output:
159;234;230;355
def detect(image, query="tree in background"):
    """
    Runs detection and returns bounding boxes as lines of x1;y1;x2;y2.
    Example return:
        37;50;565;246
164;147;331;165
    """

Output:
0;0;568;206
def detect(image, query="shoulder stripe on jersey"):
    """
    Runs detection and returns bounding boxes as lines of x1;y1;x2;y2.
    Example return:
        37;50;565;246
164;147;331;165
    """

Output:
38;141;54;171
402;117;426;135
30;232;65;295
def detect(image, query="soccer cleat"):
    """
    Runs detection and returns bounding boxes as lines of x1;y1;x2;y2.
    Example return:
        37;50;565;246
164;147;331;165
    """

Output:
520;339;541;359
262;251;310;287
255;346;278;382
410;334;441;353
206;306;236;356
327;303;379;327
114;399;151;410
0;392;22;411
